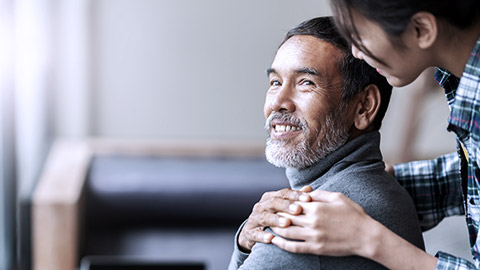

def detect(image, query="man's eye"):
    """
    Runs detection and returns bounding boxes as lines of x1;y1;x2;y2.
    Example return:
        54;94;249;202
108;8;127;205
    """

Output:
270;80;281;86
301;80;315;86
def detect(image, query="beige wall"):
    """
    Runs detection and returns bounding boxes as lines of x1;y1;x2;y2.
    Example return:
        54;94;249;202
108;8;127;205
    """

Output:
55;0;457;161
87;0;331;142
61;0;457;161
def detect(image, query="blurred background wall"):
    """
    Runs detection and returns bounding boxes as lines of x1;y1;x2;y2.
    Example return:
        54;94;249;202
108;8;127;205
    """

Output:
0;0;471;269
60;0;331;141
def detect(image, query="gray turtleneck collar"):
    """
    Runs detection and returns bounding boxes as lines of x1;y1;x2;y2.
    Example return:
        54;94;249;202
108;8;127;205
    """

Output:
286;130;383;190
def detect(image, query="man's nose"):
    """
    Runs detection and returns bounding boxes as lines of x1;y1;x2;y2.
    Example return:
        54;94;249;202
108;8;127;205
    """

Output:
270;85;295;113
351;45;364;60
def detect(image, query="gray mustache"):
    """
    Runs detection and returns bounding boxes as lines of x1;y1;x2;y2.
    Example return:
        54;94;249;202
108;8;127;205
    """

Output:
264;112;307;132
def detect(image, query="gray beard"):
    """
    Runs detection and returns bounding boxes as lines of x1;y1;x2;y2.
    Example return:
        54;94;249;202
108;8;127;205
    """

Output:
265;109;350;169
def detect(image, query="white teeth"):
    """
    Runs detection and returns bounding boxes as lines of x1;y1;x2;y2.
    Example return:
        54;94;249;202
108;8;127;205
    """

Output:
274;125;300;132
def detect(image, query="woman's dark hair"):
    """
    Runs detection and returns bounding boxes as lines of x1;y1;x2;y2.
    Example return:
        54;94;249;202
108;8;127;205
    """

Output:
281;16;392;130
331;0;480;61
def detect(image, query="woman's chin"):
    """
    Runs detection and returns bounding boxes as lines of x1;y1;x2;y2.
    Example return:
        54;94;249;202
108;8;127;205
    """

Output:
385;74;414;88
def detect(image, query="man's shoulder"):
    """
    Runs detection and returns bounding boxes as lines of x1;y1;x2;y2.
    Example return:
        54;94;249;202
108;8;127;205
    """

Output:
240;237;319;270
315;165;425;250
318;161;398;195
319;166;411;211
316;165;417;224
242;233;387;270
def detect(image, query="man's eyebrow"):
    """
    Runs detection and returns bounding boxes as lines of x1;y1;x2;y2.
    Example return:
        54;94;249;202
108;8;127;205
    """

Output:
295;67;321;77
266;67;322;77
266;67;276;76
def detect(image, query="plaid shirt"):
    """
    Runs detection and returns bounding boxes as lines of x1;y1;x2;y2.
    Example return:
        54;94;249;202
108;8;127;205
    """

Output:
394;35;480;269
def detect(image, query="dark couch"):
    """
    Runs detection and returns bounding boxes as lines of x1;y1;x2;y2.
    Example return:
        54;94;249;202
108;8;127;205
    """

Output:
32;140;288;270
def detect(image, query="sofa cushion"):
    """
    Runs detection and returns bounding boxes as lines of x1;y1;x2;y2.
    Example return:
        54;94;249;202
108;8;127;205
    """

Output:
85;155;289;228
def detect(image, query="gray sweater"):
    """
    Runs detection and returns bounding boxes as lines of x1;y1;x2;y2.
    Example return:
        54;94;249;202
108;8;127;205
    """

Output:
228;131;424;270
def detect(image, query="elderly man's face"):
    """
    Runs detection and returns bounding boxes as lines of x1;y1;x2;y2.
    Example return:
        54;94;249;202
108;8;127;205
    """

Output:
264;35;351;169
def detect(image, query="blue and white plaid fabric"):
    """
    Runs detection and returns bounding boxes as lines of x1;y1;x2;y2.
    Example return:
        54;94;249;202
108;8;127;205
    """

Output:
394;35;480;269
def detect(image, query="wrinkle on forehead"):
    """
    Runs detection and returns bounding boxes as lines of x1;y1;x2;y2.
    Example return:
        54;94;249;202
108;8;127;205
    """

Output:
269;35;346;112
274;35;344;87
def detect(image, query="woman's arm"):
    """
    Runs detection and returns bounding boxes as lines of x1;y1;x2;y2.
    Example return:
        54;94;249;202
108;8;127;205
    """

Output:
393;152;464;230
270;190;438;270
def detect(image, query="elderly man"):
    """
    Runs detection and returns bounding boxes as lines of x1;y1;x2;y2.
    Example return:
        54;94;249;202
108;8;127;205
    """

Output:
228;17;425;269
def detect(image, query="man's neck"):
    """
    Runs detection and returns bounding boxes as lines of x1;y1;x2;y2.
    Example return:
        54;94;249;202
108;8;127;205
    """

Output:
346;127;373;144
434;20;480;78
286;130;381;190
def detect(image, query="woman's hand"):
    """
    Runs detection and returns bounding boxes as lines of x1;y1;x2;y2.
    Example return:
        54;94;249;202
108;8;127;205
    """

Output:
270;189;374;257
270;189;438;270
237;186;312;252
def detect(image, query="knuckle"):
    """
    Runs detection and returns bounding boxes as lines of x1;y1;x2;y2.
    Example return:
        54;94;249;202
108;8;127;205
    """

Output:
248;216;261;228
256;231;268;243
312;205;323;216
278;188;291;197
267;197;275;204
311;218;321;229
252;202;262;212
251;230;260;241
261;191;273;201
332;192;343;200
268;197;279;207
258;213;268;225
313;231;326;243
314;242;325;253
246;231;256;242
312;202;322;211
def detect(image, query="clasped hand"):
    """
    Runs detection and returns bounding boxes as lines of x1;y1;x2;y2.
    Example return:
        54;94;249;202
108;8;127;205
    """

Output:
238;186;375;258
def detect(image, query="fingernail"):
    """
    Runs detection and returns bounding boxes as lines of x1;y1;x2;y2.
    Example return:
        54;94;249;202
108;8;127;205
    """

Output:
289;204;298;213
279;217;287;226
299;194;309;201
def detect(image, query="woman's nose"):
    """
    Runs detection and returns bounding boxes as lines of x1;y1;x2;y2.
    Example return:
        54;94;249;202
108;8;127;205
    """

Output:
351;45;364;60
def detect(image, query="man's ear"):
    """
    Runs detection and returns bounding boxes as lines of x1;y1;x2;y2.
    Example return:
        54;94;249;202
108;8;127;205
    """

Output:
409;11;438;49
353;84;381;131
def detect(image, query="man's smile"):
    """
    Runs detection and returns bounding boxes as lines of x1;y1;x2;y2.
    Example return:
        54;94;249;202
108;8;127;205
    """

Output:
274;124;301;132
270;122;303;140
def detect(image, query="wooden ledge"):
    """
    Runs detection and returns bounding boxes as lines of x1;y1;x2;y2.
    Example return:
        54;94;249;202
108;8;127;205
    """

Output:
32;140;92;270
